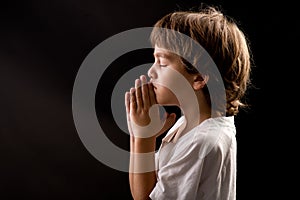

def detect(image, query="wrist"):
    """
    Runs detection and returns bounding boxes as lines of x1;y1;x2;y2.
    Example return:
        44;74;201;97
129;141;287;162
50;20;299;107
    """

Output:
132;137;156;153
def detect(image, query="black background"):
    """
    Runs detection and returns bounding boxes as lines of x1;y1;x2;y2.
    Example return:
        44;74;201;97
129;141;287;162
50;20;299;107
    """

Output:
0;0;294;199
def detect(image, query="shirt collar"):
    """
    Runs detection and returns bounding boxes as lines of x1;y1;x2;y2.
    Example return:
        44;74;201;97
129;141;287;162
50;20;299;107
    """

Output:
161;115;236;144
162;116;187;144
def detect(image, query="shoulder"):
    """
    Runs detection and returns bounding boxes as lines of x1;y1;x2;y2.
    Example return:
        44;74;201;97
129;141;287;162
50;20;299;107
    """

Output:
191;116;236;159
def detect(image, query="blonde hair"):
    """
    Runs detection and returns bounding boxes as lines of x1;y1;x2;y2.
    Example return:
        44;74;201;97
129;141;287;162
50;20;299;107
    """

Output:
150;6;252;116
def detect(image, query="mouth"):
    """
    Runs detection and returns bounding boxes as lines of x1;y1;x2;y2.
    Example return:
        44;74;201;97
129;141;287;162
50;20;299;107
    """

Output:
149;80;156;88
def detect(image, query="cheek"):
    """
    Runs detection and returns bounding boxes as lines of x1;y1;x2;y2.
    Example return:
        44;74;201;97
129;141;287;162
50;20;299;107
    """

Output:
155;68;178;88
154;67;194;106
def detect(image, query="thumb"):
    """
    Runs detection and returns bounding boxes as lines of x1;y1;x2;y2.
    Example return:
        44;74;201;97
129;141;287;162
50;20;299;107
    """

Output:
157;113;176;137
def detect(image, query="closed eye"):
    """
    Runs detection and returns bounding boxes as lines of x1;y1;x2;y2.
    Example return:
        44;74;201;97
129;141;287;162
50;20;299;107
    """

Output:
159;64;167;67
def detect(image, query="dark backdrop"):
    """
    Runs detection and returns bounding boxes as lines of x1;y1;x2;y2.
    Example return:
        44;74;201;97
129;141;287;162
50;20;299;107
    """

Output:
0;0;292;199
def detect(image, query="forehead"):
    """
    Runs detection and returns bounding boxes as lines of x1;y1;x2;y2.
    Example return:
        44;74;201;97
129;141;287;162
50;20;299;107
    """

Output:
153;45;178;59
154;46;169;56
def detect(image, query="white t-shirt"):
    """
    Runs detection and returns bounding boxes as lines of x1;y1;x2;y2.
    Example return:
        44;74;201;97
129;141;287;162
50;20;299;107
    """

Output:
149;116;237;200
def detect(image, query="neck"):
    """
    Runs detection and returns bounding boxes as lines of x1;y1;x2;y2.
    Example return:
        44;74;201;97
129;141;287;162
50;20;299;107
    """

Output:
180;90;211;133
181;105;210;133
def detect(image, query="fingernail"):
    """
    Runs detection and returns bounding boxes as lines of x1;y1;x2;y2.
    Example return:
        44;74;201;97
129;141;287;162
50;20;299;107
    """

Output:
140;75;147;84
135;79;141;87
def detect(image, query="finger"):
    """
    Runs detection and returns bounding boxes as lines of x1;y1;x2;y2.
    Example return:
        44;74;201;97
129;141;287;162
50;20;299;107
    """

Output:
164;113;176;130
148;82;156;106
135;79;143;109
141;75;150;108
125;91;134;135
125;91;130;114
130;87;137;112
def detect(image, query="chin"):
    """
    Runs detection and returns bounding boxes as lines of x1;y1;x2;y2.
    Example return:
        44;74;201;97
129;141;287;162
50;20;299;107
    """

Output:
155;97;167;105
153;86;179;106
156;98;178;106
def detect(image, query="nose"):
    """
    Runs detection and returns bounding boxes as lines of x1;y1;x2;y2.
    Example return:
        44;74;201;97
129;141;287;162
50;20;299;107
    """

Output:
147;63;157;80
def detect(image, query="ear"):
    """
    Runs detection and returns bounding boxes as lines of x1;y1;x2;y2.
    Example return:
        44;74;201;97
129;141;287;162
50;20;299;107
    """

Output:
192;74;209;91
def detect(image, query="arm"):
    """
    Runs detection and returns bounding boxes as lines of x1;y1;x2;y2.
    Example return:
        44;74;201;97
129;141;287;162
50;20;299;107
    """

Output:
125;75;175;200
129;136;156;200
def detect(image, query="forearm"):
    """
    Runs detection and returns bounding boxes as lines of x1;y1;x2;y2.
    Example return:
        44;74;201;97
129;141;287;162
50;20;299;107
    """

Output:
129;136;157;200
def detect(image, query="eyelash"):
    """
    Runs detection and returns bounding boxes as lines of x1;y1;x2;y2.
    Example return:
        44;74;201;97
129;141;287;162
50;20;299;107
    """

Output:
154;58;167;67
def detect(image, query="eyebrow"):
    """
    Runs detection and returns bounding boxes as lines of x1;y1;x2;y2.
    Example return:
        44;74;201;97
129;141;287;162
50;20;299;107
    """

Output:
153;52;172;59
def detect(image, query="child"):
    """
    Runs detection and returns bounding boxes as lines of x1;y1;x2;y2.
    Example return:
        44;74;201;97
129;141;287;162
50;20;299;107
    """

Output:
125;5;252;200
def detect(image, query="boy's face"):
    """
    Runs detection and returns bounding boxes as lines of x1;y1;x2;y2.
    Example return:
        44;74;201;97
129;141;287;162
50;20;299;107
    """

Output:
148;46;195;106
